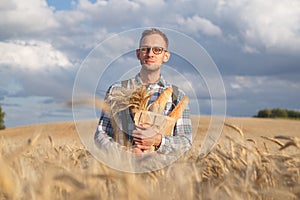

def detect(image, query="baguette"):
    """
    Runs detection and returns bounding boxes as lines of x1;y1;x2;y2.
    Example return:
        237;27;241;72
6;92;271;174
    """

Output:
168;96;189;120
151;87;173;114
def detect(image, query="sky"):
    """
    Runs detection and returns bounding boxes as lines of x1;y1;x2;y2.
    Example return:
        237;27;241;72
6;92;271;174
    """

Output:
0;0;299;128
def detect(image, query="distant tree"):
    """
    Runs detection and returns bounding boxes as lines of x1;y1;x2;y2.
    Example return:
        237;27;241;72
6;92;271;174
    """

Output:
287;110;300;119
0;104;5;130
257;109;272;118
256;108;300;119
270;108;288;118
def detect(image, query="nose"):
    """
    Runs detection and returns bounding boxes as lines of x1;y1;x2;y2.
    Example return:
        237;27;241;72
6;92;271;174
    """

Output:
147;47;155;56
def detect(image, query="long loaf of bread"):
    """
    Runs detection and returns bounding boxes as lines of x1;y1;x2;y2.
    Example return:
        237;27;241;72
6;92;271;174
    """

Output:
168;96;189;120
151;87;173;114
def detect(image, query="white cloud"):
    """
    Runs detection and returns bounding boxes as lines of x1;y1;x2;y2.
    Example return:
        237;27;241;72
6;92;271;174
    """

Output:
0;40;72;69
225;75;300;97
242;45;260;54
227;76;267;91
76;0;140;25
0;0;59;36
55;9;87;26
177;15;222;37
216;0;300;53
137;0;165;8
244;1;300;52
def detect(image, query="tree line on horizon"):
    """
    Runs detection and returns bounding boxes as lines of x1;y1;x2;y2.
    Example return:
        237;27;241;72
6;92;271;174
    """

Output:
255;108;300;119
0;104;5;130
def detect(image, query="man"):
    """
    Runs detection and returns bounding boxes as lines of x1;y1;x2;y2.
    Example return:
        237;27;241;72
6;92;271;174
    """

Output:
94;28;192;155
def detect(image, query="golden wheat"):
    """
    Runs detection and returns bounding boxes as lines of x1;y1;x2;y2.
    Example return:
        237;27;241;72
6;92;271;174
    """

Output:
129;85;153;117
0;119;299;200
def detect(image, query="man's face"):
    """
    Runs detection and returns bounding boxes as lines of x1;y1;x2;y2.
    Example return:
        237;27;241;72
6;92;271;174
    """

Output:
136;34;170;71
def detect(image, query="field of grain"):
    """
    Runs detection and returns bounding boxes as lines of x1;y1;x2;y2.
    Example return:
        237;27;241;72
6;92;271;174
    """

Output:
0;116;299;200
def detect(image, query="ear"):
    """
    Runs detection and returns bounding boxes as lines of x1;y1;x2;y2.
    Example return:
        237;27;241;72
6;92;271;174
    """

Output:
136;49;141;60
163;51;170;62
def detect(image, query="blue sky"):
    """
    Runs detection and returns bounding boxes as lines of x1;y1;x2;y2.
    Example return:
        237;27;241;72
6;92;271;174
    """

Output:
0;0;300;128
46;0;75;10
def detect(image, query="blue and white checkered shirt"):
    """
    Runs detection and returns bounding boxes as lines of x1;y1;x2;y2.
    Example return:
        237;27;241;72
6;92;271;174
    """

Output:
94;73;192;154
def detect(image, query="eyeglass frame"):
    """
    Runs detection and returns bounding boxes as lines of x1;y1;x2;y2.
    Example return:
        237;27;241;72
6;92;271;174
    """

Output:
138;46;168;55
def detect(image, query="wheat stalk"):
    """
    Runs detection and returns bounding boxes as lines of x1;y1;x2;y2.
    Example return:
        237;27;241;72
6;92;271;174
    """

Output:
224;123;244;137
261;136;284;147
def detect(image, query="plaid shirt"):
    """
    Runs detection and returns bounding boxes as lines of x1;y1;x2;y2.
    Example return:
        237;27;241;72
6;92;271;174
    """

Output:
94;73;192;154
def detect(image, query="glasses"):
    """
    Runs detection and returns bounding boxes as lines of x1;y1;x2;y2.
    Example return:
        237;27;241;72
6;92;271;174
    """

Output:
139;46;167;55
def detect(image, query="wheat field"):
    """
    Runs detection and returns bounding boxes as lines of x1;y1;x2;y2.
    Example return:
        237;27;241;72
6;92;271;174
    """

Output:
0;116;299;200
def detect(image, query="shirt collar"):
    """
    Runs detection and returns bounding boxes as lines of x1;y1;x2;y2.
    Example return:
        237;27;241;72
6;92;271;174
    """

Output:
135;73;166;87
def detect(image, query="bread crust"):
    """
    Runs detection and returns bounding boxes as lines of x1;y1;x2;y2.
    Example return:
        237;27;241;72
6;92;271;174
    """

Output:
151;87;173;114
168;96;189;120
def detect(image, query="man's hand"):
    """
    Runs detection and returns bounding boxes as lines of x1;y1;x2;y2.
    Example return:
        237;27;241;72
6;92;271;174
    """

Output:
130;146;144;154
132;124;162;151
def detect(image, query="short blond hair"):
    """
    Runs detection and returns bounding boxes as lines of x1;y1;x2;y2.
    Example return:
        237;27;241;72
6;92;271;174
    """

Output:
139;28;169;49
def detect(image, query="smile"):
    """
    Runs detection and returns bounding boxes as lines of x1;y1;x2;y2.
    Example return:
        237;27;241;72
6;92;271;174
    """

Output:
145;60;155;64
